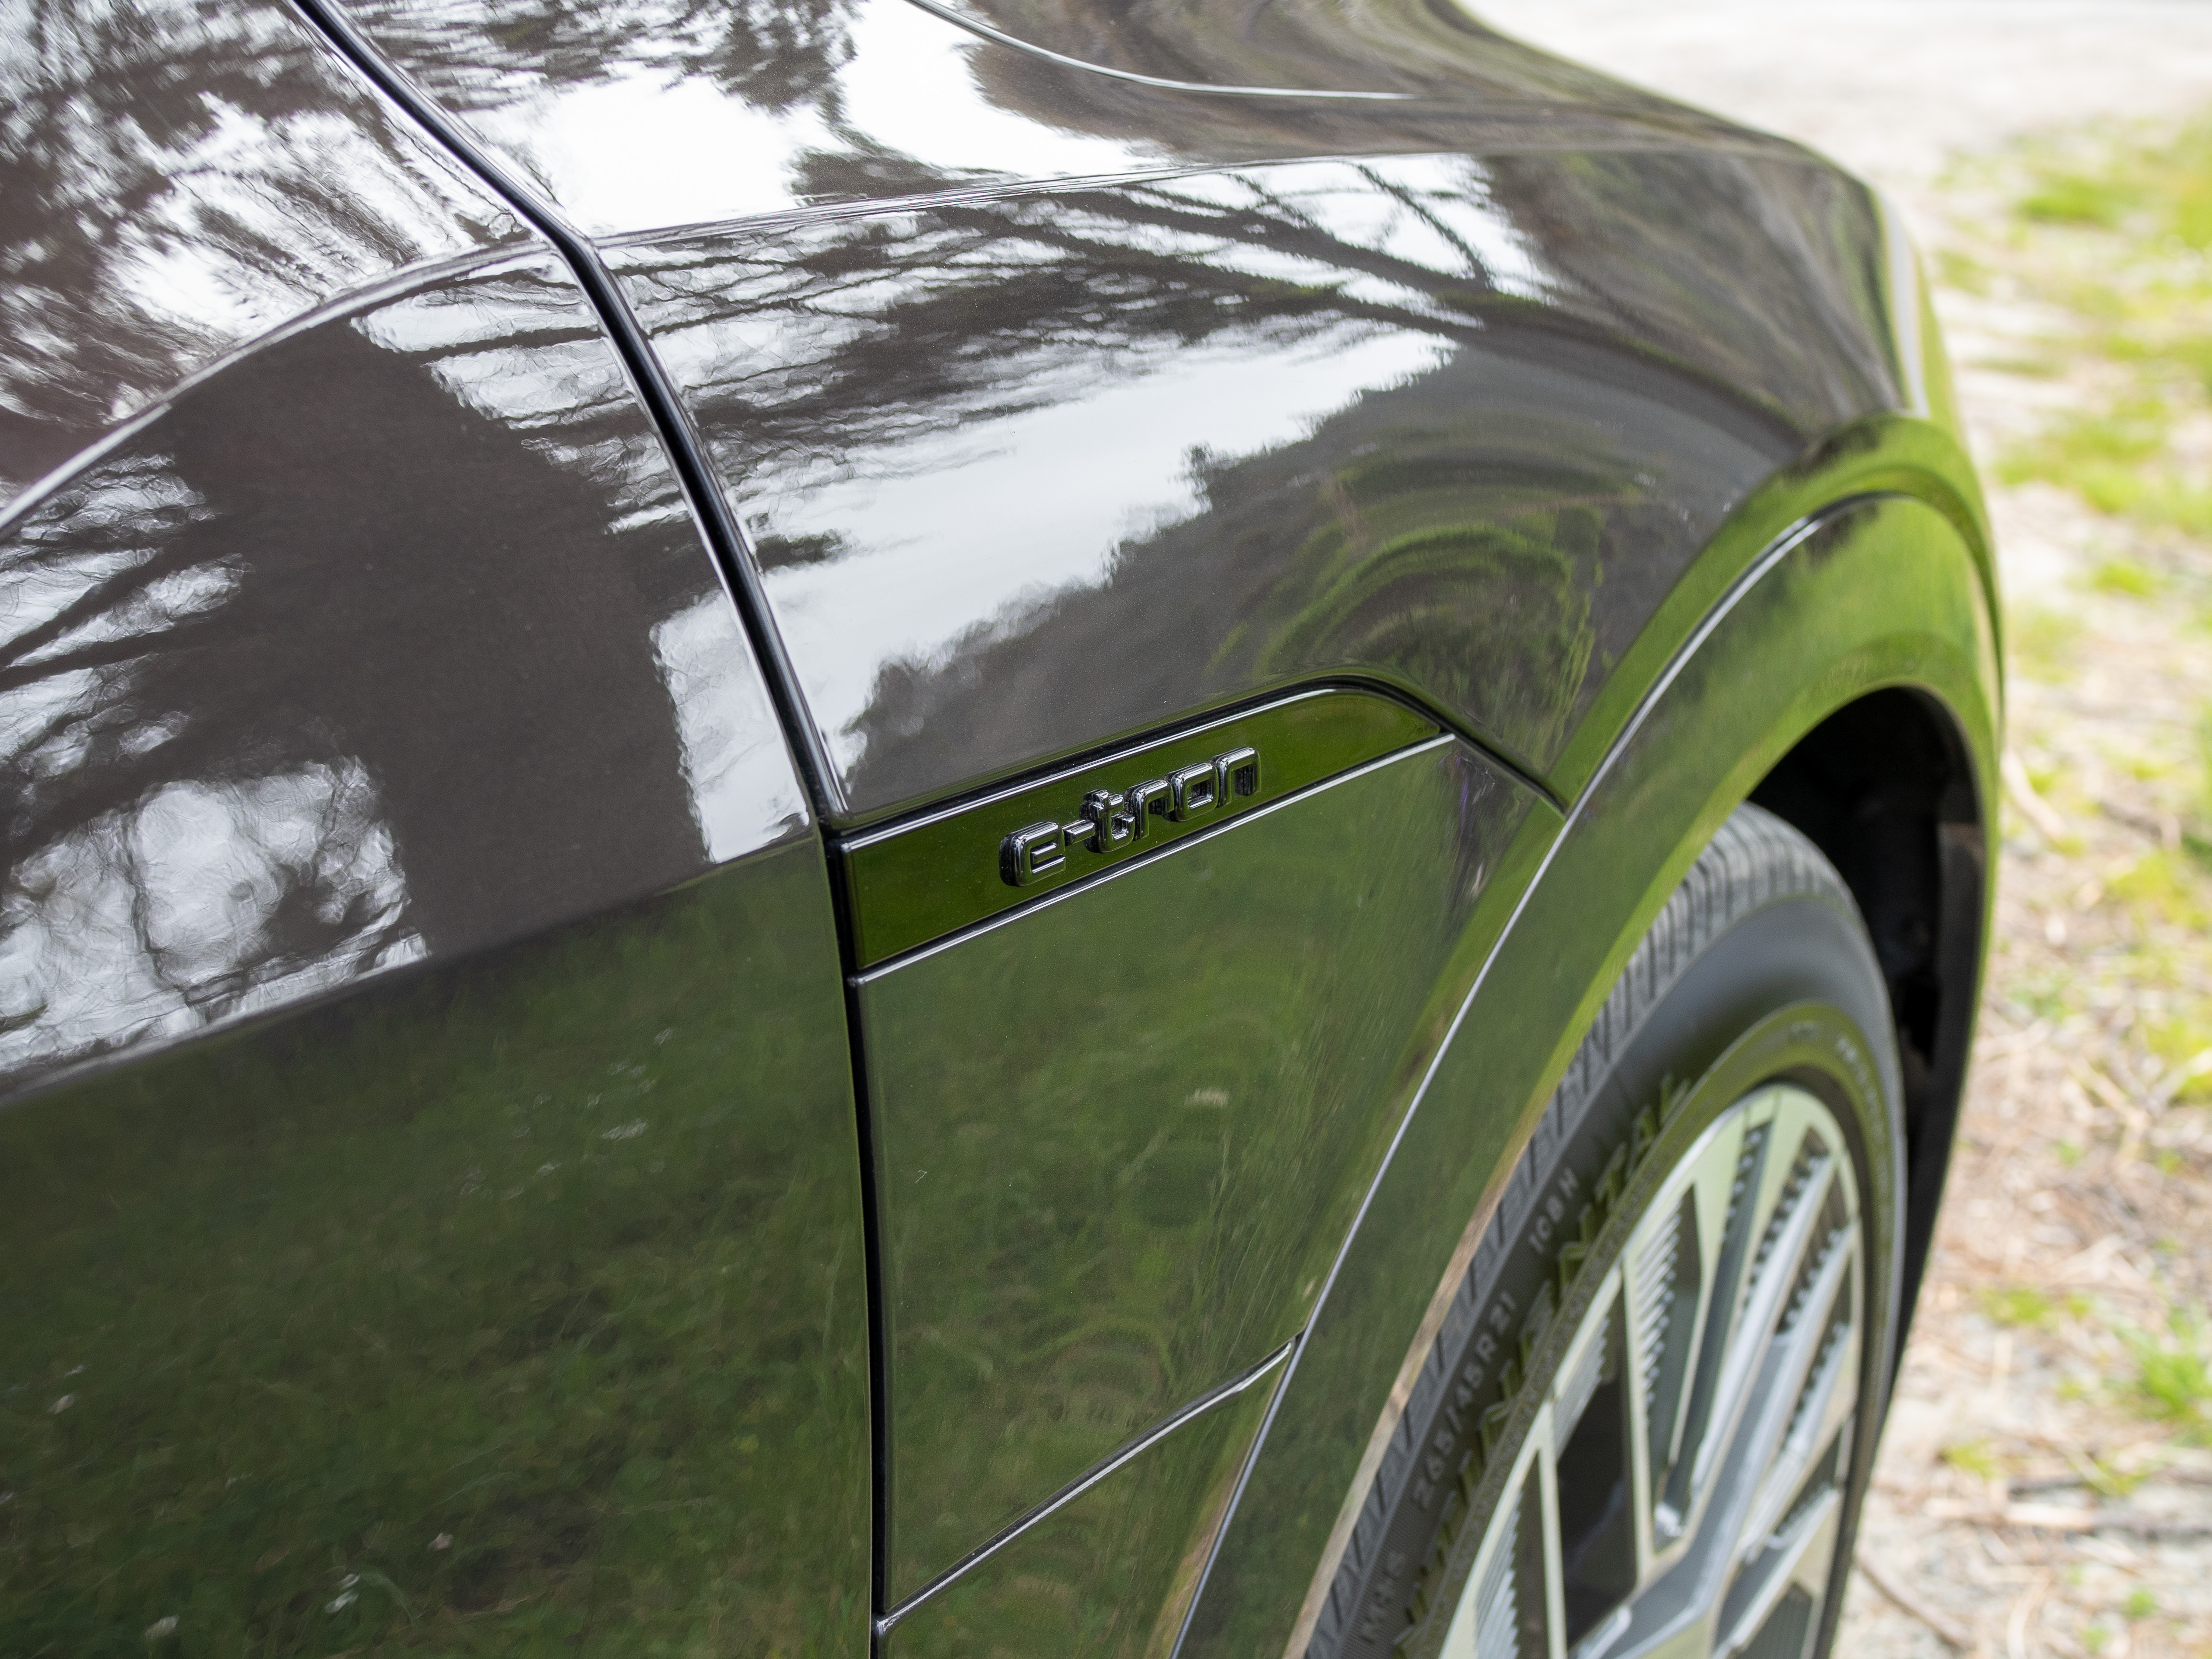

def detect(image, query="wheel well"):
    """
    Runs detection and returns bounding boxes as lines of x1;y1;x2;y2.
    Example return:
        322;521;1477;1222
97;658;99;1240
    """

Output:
1748;688;1987;1347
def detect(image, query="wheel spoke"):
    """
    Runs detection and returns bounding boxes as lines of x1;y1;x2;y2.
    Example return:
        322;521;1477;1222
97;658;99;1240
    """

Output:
1733;1240;1858;1565
1656;1110;1780;1544
1449;1084;1867;1659
1627;1110;1753;1551
1690;1138;1837;1511
1713;1484;1841;1659
1443;1410;1565;1659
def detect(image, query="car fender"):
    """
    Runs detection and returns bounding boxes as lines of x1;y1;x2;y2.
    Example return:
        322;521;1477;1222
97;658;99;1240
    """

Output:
1179;484;1998;1659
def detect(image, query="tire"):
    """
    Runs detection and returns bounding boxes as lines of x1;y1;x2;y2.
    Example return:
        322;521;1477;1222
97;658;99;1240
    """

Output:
1311;804;1905;1659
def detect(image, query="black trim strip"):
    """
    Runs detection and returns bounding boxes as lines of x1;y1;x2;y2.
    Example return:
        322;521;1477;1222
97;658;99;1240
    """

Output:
284;0;845;823
838;687;1449;969
834;676;1563;843
836;909;895;1627
877;1337;1296;1636
849;732;1458;984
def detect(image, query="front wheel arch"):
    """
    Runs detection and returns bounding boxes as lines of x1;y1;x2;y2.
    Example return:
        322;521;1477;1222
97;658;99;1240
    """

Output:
1173;492;1997;1659
1750;684;1989;1356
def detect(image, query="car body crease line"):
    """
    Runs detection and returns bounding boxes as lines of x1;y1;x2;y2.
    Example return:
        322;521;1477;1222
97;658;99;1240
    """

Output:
895;0;1414;102
876;1336;1297;1635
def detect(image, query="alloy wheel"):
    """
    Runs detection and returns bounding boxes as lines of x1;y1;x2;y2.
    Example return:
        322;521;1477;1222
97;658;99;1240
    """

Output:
1441;1082;1864;1659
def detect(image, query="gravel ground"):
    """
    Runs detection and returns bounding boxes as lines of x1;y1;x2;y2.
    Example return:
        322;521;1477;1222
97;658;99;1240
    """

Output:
1462;6;2212;1654
1472;0;2212;199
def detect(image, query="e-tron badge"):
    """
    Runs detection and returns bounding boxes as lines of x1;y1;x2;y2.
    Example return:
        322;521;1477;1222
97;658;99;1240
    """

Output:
1000;747;1260;887
839;690;1439;968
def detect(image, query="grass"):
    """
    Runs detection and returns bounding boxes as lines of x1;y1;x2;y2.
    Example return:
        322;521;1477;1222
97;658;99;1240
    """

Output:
1980;1285;2092;1328
1867;98;2212;1654
2145;1001;2212;1103
2008;605;2084;682
2005;966;2076;1026
2118;1312;2212;1441
2066;1451;2145;1501
2196;704;2212;820
2090;557;2164;599
1973;116;2212;540
1983;1285;2057;1327
2108;850;2212;933
1941;1440;2002;1479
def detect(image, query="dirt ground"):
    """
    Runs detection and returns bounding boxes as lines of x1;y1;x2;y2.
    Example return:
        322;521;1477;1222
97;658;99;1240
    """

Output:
1467;6;2212;1653
1468;2;2212;188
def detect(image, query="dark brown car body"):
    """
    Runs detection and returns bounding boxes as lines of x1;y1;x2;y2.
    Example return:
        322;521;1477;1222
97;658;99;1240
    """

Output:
0;2;1996;1653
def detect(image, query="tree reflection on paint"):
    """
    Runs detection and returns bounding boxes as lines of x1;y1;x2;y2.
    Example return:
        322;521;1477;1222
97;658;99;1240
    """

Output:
0;259;763;1092
0;0;514;497
615;145;1880;810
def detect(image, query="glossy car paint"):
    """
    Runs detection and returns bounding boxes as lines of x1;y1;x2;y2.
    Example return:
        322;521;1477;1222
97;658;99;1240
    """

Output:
333;0;1776;236
0;0;2001;1653
861;722;1548;1601
608;144;1897;818
0;251;803;1092
884;1348;1284;1657
0;93;867;1643
0;843;869;1653
1185;494;1996;1659
334;0;1914;823
0;0;521;508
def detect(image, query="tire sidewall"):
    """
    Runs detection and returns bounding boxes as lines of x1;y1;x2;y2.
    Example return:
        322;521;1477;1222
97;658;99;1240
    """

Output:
1338;879;1904;1659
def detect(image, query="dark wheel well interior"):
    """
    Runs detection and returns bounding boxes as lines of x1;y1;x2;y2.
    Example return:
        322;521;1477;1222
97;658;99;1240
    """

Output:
1749;687;1987;1354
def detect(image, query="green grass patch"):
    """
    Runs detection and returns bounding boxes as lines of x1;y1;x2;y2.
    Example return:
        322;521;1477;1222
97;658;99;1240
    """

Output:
2068;1449;2147;1500
2007;966;2078;1025
1941;1439;2002;1479
2118;1311;2212;1441
2193;703;2212;830
1933;245;1996;296
2018;166;2138;230
2090;557;2165;597
1997;397;2175;515
1983;1285;2056;1327
2008;605;2084;682
1966;113;2212;540
2011;115;2212;248
1981;1285;2092;1327
2146;1003;2212;1102
2110;849;2212;931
